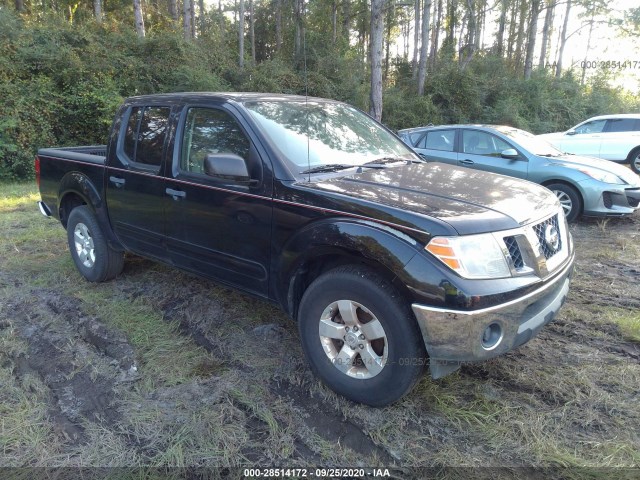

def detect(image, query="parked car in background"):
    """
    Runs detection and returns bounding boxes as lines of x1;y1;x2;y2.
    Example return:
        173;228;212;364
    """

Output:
398;124;640;222
537;114;640;174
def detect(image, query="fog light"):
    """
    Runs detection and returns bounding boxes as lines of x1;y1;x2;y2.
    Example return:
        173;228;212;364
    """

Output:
481;323;503;350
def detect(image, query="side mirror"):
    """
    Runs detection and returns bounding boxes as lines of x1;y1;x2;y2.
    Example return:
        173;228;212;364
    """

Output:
204;153;251;183
501;148;520;159
566;130;577;136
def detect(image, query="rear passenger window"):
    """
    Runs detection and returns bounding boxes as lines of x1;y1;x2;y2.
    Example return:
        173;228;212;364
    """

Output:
422;130;456;151
606;118;638;133
122;106;171;169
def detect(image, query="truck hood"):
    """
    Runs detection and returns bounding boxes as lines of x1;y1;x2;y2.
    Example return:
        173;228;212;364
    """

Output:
304;162;559;235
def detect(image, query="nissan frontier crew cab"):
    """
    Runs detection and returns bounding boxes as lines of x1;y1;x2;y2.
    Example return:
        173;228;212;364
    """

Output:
36;93;575;406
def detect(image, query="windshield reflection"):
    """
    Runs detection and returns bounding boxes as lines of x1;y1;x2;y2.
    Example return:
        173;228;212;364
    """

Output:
244;100;417;176
496;126;563;157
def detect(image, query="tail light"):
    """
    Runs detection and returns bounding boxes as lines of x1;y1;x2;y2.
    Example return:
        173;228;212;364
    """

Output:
35;155;41;189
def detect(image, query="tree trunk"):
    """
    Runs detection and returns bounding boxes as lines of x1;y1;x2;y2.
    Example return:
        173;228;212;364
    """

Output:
370;0;384;122
496;0;508;56
169;0;178;22
429;0;441;68
250;0;255;64
199;0;206;36
384;5;392;83
184;0;193;40
94;0;102;23
538;1;554;68
417;0;431;94
134;0;145;37
332;0;338;44
507;0;519;60
275;0;282;53
342;0;352;43
513;0;527;69
555;0;570;78
15;0;24;12
459;0;475;70
191;0;196;38
294;0;304;63
523;0;540;79
238;0;245;67
581;11;595;84
412;0;421;80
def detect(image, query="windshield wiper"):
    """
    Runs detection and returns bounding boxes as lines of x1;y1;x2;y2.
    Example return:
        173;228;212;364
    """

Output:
360;157;418;168
300;164;354;174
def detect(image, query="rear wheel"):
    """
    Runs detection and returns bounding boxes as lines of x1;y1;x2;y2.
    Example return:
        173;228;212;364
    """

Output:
297;265;426;406
547;183;582;222
628;148;640;175
67;206;124;282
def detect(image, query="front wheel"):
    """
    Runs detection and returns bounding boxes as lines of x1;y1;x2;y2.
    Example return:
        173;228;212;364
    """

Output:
67;205;124;282
628;148;640;175
546;183;582;222
297;265;426;406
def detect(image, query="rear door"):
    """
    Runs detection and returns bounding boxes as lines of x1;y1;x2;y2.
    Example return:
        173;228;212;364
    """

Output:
457;129;528;179
599;118;640;161
106;105;173;260
163;103;273;297
412;128;458;164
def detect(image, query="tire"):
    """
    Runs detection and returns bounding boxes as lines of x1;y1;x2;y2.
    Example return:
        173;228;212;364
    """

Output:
546;183;582;222
628;148;640;175
297;265;426;407
66;205;124;282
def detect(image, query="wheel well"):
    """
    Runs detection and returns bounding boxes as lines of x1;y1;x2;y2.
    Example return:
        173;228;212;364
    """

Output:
59;193;87;228
288;252;413;321
627;146;640;161
542;180;583;207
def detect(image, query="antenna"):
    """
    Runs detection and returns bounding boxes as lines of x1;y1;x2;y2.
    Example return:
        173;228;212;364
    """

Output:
303;6;310;182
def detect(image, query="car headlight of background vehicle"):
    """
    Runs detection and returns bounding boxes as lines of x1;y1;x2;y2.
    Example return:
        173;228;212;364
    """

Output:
558;164;625;185
425;233;511;279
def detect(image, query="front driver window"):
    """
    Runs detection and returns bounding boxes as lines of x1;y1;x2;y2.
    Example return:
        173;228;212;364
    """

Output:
181;107;250;174
462;131;511;157
574;119;606;134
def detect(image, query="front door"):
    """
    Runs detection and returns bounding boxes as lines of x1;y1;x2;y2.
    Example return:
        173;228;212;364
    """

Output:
458;129;529;179
164;104;273;296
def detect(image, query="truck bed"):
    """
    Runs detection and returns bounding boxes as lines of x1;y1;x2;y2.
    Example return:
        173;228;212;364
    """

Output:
37;145;107;164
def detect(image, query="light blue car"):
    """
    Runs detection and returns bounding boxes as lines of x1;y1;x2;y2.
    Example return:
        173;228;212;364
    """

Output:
398;125;640;221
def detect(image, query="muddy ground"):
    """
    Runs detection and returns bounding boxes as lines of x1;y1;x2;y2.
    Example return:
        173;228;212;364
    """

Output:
0;184;638;477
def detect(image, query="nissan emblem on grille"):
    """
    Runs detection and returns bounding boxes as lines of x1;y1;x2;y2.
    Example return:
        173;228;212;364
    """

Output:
544;224;560;252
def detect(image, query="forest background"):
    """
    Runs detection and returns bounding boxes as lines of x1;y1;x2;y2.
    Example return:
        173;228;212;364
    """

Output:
0;0;639;180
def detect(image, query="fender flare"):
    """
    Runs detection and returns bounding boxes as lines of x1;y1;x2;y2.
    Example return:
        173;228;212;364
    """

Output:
58;172;123;250
275;218;422;316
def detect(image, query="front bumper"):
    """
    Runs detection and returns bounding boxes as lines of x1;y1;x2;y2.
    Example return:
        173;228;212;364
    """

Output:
581;180;640;216
411;249;574;379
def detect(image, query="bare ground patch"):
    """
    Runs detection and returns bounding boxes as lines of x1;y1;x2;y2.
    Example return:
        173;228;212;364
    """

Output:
1;183;639;470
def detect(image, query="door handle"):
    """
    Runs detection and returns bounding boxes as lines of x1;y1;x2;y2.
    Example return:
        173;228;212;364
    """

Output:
165;188;186;200
459;159;475;166
109;176;125;188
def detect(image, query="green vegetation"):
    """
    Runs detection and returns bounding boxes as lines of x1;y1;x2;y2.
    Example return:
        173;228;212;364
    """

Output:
1;5;638;180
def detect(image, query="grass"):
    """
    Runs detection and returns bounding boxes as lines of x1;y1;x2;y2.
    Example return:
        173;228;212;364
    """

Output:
1;181;640;470
607;310;640;343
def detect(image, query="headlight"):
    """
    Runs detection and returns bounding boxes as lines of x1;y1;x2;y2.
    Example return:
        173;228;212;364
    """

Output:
425;234;510;279
577;167;623;184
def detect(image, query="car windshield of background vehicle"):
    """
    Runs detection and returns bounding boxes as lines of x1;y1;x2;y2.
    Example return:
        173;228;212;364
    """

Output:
498;127;564;157
244;100;417;175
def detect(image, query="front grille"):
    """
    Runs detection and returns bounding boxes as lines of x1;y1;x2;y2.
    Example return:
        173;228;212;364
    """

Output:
533;215;562;260
628;195;640;208
504;236;524;269
603;191;613;208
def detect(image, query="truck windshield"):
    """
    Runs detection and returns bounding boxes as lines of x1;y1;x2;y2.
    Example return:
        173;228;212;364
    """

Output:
243;100;418;177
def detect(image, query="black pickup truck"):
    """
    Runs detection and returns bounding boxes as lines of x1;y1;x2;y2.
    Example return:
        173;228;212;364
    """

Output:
36;93;575;406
